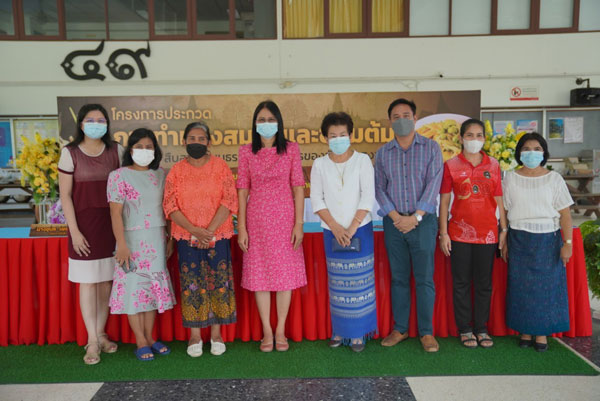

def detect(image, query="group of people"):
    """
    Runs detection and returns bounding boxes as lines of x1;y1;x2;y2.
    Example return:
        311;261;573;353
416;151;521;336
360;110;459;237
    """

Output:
58;98;573;364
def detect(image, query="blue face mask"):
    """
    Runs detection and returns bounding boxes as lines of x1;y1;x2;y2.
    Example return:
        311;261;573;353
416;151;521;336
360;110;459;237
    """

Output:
256;122;278;138
329;136;351;155
83;122;107;139
521;151;544;168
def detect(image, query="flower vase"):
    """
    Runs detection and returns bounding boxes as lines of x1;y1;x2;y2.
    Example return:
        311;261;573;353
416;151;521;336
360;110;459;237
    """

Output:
34;197;55;225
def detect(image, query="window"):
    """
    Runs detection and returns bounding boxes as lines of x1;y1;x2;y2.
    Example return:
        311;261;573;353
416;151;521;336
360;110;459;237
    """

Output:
540;0;574;29
65;0;106;40
372;0;405;33
0;1;16;36
153;0;188;37
329;0;363;35
236;0;276;39
284;0;407;38
451;0;491;35
496;0;531;31
409;0;449;36
579;0;600;31
108;0;149;40
196;0;230;37
22;0;61;37
284;0;324;38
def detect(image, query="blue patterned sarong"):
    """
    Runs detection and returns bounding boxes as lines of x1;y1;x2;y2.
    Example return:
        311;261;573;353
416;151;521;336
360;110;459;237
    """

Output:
506;228;569;336
323;222;378;344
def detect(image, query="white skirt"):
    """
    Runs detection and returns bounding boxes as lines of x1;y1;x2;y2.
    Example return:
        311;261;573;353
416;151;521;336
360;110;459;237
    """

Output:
68;256;115;283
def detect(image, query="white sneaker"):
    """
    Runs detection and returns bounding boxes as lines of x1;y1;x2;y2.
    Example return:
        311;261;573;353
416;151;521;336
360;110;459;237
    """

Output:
186;340;203;357
210;339;226;356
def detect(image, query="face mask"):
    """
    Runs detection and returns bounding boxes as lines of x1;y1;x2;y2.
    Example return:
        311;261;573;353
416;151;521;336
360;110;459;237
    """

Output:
256;122;278;138
391;118;415;137
83;122;107;139
131;149;154;167
186;143;208;159
329;136;351;155
520;151;544;169
463;139;484;154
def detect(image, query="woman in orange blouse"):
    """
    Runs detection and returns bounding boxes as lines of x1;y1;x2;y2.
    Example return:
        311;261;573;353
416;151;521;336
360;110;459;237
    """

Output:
163;122;238;358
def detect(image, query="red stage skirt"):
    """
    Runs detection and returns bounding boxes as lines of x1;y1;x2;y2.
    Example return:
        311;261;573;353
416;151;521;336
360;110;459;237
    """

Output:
0;230;592;346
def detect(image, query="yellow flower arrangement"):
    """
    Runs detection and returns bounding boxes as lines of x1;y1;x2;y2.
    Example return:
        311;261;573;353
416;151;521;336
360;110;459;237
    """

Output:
484;120;527;171
16;133;61;203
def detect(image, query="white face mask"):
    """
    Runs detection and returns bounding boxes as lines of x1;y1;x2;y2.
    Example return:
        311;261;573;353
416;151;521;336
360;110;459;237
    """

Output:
131;149;155;167
463;139;484;154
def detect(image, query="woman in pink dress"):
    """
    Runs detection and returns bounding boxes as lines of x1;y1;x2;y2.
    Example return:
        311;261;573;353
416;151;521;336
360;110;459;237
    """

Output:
237;100;307;352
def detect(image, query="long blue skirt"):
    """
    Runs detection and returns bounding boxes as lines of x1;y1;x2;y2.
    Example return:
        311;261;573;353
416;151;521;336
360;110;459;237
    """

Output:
506;228;569;336
324;222;378;344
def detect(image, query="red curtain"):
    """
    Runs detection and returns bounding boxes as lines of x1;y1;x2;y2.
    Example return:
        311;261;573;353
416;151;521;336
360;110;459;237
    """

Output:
0;230;592;346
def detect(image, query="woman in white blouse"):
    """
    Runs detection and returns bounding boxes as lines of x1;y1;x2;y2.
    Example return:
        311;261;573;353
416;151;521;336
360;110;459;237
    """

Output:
501;132;573;352
310;112;377;353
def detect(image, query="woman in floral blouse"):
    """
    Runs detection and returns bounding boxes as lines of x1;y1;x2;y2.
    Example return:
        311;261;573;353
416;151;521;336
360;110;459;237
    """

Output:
163;122;238;358
107;128;176;361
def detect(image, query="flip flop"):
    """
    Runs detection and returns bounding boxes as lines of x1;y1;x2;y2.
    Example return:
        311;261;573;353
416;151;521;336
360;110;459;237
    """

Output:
134;346;154;361
151;341;171;355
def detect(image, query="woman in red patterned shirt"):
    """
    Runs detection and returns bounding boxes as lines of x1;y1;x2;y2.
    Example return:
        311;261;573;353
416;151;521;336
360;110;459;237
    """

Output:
439;118;508;349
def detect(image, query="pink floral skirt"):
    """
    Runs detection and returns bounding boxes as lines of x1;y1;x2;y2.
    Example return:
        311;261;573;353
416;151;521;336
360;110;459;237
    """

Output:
109;226;176;314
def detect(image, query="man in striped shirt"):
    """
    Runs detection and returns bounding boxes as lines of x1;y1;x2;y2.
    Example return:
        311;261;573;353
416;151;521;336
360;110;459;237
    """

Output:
375;98;443;352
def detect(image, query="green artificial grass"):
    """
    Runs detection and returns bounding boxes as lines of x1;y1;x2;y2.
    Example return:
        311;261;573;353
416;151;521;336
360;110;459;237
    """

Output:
0;337;597;384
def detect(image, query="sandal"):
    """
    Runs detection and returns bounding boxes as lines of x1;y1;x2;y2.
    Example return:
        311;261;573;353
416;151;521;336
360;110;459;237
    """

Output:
476;333;494;348
98;333;118;354
83;342;101;365
460;332;478;349
134;346;154;361
260;337;274;353
187;340;203;357
150;341;170;356
275;336;289;352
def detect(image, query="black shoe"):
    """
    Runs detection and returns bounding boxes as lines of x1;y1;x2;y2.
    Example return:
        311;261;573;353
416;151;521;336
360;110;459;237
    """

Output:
534;341;548;352
329;338;342;348
519;337;534;348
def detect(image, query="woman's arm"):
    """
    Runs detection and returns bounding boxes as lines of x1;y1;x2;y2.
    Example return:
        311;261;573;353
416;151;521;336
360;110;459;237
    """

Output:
237;188;249;252
109;202;130;269
59;172;90;257
169;211;212;244
558;207;573;267
203;205;232;248
291;186;304;250
438;192;452;256
495;196;508;251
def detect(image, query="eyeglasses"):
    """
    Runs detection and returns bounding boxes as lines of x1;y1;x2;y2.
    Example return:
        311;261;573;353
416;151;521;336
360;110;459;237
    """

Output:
84;118;107;124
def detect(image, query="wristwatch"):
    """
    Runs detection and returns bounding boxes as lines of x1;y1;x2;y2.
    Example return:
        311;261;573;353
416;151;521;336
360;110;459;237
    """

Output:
413;213;422;223
565;239;572;245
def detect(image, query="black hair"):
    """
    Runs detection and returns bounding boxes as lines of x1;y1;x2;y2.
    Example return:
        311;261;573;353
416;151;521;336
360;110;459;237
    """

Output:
68;104;113;148
387;98;417;118
251;100;288;155
515;132;549;167
121;128;162;170
320;112;354;138
183;121;211;142
460;118;485;137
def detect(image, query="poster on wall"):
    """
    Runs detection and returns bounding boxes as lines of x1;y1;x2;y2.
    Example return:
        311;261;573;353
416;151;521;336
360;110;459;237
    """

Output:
57;91;480;183
0;121;12;167
493;120;513;136
13;119;59;154
564;117;584;144
516;119;538;134
549;118;564;140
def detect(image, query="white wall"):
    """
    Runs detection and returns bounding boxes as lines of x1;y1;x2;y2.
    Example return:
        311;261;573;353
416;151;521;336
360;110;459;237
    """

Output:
0;31;598;115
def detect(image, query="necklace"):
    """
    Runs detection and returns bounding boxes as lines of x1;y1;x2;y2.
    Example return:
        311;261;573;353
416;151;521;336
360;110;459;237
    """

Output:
333;160;347;187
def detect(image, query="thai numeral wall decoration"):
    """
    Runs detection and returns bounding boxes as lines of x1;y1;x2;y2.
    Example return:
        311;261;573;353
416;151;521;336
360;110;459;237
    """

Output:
60;41;151;81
